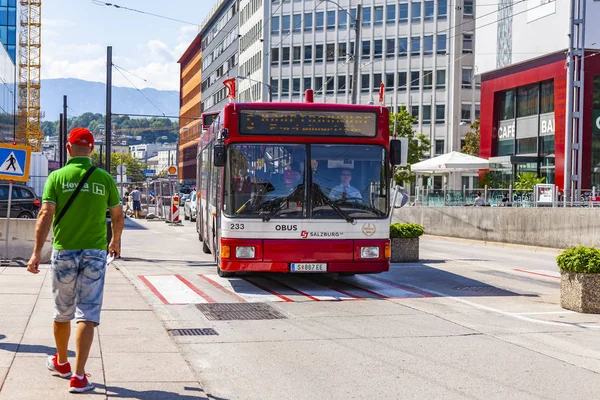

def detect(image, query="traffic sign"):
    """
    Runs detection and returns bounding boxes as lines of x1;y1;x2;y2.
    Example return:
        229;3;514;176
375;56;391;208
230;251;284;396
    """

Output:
0;143;31;182
116;164;127;175
143;169;156;177
167;165;177;175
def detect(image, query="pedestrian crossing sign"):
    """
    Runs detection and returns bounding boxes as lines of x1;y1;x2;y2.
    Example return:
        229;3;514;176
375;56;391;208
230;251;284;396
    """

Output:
0;143;31;182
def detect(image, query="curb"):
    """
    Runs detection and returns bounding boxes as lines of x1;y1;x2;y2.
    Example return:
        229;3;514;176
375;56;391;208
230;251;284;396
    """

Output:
422;234;563;254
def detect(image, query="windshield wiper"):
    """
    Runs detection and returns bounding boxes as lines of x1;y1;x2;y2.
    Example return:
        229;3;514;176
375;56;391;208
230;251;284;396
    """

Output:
262;184;304;222
312;184;355;224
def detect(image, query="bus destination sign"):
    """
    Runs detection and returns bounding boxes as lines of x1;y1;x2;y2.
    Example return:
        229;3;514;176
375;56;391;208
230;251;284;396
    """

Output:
239;109;377;137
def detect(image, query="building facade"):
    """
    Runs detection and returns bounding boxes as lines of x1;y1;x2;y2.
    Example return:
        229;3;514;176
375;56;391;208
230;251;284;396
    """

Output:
0;0;17;63
0;39;15;144
475;0;600;191
178;33;203;184
236;0;480;188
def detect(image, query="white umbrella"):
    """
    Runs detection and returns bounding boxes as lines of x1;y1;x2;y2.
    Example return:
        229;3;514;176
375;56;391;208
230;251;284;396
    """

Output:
411;151;489;173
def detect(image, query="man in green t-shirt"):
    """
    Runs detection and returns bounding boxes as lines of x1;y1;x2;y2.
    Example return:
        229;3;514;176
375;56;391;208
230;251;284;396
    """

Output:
27;127;124;394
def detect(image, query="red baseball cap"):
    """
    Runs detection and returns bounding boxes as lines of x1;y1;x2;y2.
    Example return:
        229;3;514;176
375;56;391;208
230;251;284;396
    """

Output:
68;128;94;147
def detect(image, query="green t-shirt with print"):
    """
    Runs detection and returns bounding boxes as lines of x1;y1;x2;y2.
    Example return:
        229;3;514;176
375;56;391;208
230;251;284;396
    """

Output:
42;157;121;250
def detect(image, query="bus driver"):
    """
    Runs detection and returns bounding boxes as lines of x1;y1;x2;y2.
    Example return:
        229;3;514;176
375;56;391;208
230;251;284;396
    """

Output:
329;169;362;201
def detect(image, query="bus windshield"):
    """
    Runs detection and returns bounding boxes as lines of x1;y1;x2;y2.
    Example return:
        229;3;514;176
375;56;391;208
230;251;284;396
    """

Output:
224;144;388;220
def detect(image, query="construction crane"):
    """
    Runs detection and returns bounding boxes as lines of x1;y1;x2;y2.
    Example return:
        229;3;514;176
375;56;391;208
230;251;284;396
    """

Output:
16;0;43;151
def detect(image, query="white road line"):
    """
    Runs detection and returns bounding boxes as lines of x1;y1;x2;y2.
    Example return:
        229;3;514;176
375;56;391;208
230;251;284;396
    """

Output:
514;311;576;315
263;276;357;301
141;275;213;304
340;276;424;299
201;274;287;302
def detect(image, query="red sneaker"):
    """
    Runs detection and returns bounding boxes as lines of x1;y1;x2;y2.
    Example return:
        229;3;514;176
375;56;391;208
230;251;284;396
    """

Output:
46;354;72;378
69;374;94;393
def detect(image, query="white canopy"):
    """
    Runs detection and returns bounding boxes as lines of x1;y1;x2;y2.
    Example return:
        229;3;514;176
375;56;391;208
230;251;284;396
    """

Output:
411;151;490;173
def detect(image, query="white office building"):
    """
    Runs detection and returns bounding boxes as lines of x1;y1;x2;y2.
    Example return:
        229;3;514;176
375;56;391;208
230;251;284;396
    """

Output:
237;0;480;180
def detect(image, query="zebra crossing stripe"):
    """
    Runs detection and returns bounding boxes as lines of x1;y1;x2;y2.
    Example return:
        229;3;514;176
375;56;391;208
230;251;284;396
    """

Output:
199;274;290;302
139;275;215;304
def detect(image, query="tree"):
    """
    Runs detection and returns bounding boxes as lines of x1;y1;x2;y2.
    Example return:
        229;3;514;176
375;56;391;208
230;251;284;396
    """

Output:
389;108;431;184
41;120;58;137
91;152;147;182
460;119;480;156
514;172;545;190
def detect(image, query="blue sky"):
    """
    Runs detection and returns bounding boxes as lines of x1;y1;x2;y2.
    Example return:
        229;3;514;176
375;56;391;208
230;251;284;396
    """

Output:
42;0;212;91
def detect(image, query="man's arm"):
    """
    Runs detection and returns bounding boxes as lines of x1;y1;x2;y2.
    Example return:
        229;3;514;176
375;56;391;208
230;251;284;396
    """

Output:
108;205;124;258
27;203;56;274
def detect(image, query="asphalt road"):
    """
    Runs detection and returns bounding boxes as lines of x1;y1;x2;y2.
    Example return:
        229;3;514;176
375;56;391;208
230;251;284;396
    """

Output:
115;217;600;400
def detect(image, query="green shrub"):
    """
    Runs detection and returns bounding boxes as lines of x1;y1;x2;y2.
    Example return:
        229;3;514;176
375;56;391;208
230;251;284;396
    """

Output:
556;246;600;274
390;223;424;239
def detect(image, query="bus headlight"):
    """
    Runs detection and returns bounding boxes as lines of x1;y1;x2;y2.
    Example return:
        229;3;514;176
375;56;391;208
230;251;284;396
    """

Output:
360;246;380;259
236;246;255;259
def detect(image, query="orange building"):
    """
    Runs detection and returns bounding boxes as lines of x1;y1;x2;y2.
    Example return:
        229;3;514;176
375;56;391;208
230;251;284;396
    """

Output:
178;33;203;184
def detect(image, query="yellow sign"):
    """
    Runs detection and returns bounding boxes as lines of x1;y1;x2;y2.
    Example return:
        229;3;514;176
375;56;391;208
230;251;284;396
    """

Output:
167;166;177;175
0;143;31;183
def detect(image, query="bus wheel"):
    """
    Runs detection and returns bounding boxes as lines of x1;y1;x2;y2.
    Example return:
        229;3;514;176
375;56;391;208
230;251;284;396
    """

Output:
202;240;211;254
217;264;235;278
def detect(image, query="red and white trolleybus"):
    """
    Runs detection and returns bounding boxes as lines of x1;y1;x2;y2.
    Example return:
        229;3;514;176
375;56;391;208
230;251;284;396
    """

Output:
195;91;406;277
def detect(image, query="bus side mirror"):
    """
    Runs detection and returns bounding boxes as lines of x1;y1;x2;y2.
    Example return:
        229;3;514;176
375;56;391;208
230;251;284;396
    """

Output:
390;138;408;166
213;144;226;167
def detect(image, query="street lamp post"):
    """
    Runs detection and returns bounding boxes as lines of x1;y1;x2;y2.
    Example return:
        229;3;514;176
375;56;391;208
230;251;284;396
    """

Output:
236;75;273;101
319;0;361;104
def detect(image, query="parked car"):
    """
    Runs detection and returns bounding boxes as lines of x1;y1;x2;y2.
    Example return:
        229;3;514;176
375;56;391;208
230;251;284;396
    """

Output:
0;183;40;218
184;191;197;221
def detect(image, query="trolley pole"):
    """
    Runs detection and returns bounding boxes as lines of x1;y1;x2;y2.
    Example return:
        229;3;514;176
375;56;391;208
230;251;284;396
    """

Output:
105;46;113;172
351;3;361;105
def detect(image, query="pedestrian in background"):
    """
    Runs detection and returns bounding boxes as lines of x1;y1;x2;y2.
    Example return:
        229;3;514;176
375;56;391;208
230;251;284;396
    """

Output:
26;127;124;394
130;186;142;219
474;191;485;207
123;186;131;217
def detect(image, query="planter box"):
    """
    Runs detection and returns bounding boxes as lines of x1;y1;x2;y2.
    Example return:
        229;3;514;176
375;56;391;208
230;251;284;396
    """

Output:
390;238;419;263
560;272;600;314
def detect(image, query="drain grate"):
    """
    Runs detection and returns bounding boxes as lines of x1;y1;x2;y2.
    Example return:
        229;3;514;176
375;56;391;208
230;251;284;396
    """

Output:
453;285;505;293
196;303;287;321
168;328;219;336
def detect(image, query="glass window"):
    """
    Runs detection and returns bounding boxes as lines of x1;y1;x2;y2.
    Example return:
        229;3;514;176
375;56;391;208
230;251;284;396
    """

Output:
304;12;313;32
411;2;421;22
540;135;555;157
424;1;434;21
373;73;382;89
423;35;433;55
435;104;445;123
361;74;370;91
362;7;371;26
271;48;279;64
411;105;419;119
374;39;383;58
423;105;431;123
374;6;383;25
339;11;347;28
293;78;301;95
315;44;324;61
499;89;516;120
438;0;447;19
398;37;408;56
272;16;280;34
462;68;472;88
327;43;335;61
385;73;394;89
398;72;407;89
541;80;554;113
326;77;334;94
436;70;446;89
437;34;447;54
497;140;515;157
399;3;409;22
293;14;302;32
464;0;474;16
517;137;537;155
225;144;306;219
316;11;324;30
315;77;323;92
362;40;371;58
411;36;420;55
411;71;420;89
338;76;346;92
282;47;290;63
327;10;336;29
311;145;388;219
435;139;444;155
386;38;395;57
475;104;480;120
350;8;357;27
293;46;301;63
282;79;290;95
423;70;433;89
304;45;313;61
271;78;279;95
387;4;396;23
0;8;7;25
463;33;473;53
339;43;347;58
461;103;471;122
282;15;291;33
517;84;539;118
304;77;312;91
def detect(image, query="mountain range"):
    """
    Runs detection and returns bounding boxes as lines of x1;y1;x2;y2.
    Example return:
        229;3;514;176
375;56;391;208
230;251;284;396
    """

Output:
41;78;180;120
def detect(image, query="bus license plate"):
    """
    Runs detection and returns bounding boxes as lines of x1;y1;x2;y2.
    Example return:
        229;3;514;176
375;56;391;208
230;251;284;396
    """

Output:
290;263;327;272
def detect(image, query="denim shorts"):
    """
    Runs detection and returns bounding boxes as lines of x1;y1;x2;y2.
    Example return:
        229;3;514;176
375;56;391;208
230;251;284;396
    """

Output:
51;249;107;326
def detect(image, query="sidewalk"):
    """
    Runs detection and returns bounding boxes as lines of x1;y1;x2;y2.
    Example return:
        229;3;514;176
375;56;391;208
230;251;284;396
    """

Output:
0;263;208;400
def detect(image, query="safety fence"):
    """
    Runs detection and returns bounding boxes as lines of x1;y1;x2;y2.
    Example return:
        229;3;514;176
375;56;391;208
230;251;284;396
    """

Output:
122;179;182;223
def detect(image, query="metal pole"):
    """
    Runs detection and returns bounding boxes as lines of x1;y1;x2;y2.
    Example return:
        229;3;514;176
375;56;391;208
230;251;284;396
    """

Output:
58;113;64;167
105;46;113;172
351;3;361;104
4;181;12;262
564;0;575;205
63;94;68;143
576;0;586;202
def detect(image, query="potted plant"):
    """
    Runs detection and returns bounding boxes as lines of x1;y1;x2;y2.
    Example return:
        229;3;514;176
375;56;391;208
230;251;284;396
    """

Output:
389;223;424;263
556;246;600;314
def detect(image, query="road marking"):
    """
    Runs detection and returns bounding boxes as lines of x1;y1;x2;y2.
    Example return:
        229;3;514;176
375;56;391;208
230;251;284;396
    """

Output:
514;311;576;315
139;275;215;304
265;276;361;301
199;274;289;303
338;276;427;299
514;269;561;279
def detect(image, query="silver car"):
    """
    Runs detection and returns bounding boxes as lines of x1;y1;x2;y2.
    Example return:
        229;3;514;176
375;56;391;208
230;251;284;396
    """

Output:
184;191;197;221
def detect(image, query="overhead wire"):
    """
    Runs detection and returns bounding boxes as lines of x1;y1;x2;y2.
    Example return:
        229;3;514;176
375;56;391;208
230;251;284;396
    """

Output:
113;65;167;117
90;0;201;26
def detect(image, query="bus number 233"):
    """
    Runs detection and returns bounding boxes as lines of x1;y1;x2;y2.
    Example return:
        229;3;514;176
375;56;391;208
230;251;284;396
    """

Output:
230;223;245;230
